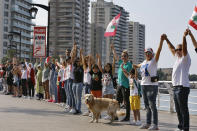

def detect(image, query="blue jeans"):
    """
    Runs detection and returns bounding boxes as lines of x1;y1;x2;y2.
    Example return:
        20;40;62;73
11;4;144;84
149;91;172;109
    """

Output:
142;85;158;125
64;80;69;105
72;82;83;112
173;86;190;131
54;71;58;103
84;83;90;94
67;79;75;108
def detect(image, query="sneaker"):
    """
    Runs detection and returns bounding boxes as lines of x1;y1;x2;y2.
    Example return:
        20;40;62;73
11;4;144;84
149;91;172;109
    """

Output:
69;109;76;114
130;120;136;125
48;99;53;102
104;115;111;120
174;128;183;131
64;108;71;113
148;125;159;130
82;111;90;116
135;121;142;126
89;112;93;117
64;104;70;109
139;124;151;129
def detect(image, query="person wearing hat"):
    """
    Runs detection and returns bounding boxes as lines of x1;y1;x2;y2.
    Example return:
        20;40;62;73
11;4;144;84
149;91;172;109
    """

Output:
134;34;166;130
164;29;191;131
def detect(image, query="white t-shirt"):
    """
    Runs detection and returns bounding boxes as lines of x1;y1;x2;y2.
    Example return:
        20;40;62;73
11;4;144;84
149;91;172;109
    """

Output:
172;53;191;87
58;68;65;82
21;69;27;79
84;67;91;85
129;77;139;96
140;57;158;85
66;64;74;80
63;67;68;81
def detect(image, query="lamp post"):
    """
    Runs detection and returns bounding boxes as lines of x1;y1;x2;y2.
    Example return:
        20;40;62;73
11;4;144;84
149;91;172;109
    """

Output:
8;31;22;60
29;3;50;57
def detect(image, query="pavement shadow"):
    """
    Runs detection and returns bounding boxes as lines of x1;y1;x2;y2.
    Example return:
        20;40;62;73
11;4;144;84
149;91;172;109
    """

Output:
0;107;66;117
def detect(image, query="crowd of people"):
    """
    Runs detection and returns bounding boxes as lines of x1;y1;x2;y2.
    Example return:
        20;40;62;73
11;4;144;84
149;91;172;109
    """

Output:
0;28;197;131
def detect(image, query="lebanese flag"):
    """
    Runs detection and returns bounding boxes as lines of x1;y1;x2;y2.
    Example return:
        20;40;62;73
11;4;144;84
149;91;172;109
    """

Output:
189;6;197;30
45;56;51;64
104;13;121;37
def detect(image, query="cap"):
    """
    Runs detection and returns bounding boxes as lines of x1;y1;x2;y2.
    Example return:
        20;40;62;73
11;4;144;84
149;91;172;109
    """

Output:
144;48;154;54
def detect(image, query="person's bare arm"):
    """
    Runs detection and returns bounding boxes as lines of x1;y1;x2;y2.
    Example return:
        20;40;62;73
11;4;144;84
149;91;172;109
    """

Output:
133;64;142;69
70;43;77;63
111;44;119;62
121;64;129;78
165;35;176;56
155;34;165;62
96;54;103;73
112;54;116;75
187;29;197;49
182;30;188;56
88;55;92;70
81;49;87;70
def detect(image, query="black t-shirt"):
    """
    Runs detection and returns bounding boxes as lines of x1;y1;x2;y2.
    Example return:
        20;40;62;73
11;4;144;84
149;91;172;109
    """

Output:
195;48;197;53
89;70;102;91
73;65;84;83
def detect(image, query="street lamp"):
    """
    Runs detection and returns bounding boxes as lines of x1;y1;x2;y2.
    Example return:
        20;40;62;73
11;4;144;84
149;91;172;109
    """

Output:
29;3;50;57
8;31;22;60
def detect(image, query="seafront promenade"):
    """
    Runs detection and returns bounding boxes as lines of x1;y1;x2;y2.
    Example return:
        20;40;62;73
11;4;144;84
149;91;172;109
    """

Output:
0;93;197;131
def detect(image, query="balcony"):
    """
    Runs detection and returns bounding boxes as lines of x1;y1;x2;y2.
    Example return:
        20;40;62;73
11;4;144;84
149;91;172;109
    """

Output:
16;1;30;9
12;15;34;25
12;7;31;17
12;23;33;32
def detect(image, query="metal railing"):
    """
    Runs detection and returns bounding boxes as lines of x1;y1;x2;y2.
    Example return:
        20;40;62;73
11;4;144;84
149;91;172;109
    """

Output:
156;81;197;114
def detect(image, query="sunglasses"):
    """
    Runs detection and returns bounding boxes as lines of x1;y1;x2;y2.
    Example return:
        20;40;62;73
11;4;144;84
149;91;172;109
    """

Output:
145;52;152;55
121;55;127;58
175;48;182;52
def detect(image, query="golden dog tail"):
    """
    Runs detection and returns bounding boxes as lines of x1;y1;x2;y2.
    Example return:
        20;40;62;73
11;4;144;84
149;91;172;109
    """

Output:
116;110;126;117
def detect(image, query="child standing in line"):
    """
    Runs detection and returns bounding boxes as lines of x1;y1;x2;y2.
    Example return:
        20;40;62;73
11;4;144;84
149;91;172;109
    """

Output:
121;66;142;126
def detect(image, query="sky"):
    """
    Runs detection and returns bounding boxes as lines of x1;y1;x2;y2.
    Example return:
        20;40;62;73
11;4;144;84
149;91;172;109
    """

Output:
32;0;197;74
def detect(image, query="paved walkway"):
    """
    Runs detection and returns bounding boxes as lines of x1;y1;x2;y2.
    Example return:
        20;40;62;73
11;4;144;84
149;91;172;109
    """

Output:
0;93;197;131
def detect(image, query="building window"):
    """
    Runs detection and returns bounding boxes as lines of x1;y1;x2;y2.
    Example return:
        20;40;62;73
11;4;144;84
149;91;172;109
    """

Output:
4;26;8;32
3;42;7;47
4;4;9;9
4;11;8;17
3;34;8;39
3;49;7;55
4;19;8;24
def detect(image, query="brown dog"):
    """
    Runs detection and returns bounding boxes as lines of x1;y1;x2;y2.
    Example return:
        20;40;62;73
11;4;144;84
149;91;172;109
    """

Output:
85;94;120;123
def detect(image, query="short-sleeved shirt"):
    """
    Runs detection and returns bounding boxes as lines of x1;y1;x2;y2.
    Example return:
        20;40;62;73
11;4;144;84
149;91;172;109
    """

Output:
117;60;132;88
140;57;158;85
89;70;102;91
172;53;191;87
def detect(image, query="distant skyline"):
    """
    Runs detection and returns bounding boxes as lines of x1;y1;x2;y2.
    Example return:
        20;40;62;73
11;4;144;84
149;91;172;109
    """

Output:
32;0;197;74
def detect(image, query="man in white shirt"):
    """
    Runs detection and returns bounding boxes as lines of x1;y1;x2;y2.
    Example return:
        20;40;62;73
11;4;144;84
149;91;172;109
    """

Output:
164;29;191;131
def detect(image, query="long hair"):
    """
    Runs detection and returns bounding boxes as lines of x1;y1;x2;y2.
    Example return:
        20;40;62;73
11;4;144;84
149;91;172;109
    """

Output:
104;63;113;77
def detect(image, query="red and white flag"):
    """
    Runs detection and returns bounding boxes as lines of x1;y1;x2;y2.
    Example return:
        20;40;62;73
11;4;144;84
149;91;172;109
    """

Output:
45;56;51;64
104;13;121;37
189;6;197;30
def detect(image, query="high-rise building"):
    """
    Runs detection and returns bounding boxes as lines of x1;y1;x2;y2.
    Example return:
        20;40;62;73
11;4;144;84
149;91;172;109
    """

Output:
128;21;145;64
0;0;34;61
91;0;129;65
49;0;90;56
